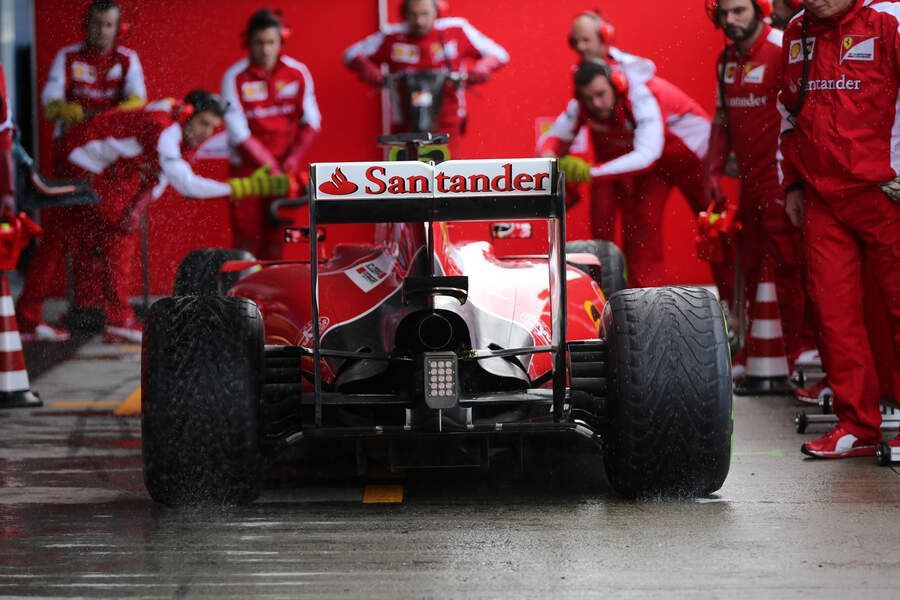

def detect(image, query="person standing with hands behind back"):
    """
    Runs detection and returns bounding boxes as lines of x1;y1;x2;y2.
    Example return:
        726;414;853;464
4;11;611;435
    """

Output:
777;0;900;458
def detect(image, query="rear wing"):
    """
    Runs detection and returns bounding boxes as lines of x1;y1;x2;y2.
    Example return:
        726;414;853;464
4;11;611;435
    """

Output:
306;158;569;424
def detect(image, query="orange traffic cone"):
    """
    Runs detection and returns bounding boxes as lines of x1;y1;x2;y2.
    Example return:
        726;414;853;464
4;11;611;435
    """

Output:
734;260;794;395
0;273;41;408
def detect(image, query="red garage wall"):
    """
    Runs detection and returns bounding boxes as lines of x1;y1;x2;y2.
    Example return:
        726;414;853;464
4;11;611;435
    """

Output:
34;0;726;295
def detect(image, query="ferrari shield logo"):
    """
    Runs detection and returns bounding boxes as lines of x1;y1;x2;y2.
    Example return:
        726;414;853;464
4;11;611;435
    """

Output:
841;36;876;62
743;64;765;84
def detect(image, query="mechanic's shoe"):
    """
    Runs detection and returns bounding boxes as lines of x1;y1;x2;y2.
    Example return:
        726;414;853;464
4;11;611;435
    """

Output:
103;318;142;343
889;434;900;449
731;347;746;380
18;321;70;342
795;377;832;406
801;425;878;458
792;347;822;367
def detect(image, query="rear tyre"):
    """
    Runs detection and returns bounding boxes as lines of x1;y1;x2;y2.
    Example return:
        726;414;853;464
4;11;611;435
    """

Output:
601;286;732;498
173;248;256;296
566;240;627;296
142;295;264;506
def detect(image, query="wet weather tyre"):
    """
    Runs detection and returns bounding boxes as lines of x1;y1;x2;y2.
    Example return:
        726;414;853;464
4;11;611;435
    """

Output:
173;248;256;296
601;286;732;498
566;240;627;296
142;295;264;506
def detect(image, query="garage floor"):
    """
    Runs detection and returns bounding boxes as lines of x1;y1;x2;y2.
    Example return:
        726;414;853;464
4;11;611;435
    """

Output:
1;333;898;599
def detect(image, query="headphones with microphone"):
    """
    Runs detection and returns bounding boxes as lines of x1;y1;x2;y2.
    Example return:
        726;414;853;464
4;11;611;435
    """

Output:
704;0;804;27
84;0;131;40
241;8;293;49
177;89;226;125
568;9;616;50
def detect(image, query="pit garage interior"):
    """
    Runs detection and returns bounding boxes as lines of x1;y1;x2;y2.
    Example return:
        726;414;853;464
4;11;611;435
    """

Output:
1;0;898;597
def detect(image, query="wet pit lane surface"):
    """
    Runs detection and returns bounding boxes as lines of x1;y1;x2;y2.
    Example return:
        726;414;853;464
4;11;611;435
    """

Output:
1;338;899;598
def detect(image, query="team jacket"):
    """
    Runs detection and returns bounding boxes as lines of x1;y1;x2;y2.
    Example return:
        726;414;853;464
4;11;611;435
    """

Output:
713;23;784;195
41;43;145;115
221;55;321;164
62;99;230;204
538;76;711;179
608;46;656;86
777;0;900;196
343;17;509;126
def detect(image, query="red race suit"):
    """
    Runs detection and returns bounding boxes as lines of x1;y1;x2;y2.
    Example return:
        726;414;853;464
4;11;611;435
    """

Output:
222;54;321;257
17;100;230;328
42;42;145;137
343;16;509;158
777;0;900;442
709;23;812;358
539;74;728;290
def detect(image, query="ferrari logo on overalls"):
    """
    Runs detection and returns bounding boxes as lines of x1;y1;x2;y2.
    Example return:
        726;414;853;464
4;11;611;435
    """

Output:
844;37;853;50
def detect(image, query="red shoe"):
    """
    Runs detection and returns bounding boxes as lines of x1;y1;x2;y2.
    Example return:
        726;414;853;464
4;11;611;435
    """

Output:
103;318;142;344
889;434;900;449
18;320;70;342
801;425;878;458
795;377;832;406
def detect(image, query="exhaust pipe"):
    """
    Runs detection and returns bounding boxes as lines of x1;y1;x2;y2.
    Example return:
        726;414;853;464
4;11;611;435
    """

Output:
417;312;454;350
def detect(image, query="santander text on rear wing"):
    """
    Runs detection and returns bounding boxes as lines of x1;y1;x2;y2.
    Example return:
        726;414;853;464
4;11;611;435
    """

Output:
309;158;561;224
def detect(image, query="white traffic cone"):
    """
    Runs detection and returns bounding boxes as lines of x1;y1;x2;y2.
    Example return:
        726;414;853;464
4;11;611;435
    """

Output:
734;260;794;395
0;272;41;408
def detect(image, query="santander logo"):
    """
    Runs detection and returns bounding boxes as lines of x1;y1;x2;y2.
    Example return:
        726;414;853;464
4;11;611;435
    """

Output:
314;159;554;199
318;167;358;195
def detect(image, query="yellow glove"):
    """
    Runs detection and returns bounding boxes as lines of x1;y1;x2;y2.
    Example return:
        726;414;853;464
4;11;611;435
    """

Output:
44;99;65;122
117;94;146;111
228;165;290;200
558;155;591;183
46;100;85;125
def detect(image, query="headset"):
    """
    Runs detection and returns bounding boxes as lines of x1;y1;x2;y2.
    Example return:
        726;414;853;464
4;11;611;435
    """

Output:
84;0;131;40
575;58;628;97
179;89;226;125
400;0;449;20
704;0;778;27
568;9;616;50
241;8;293;48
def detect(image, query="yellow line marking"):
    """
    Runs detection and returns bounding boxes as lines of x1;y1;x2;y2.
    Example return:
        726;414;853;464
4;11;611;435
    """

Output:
362;484;404;504
114;387;141;416
50;401;121;408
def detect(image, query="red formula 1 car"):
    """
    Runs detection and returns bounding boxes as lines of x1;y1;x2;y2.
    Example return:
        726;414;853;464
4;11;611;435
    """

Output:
141;138;733;505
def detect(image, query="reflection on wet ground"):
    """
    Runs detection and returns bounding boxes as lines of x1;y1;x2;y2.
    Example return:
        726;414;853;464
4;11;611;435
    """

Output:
1;336;899;598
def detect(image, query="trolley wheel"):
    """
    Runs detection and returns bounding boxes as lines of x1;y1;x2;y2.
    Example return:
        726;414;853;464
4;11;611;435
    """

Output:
877;442;891;467
821;396;833;415
795;412;808;434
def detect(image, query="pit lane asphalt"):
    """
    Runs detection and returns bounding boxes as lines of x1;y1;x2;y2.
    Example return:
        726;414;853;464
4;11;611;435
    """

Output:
1;334;899;599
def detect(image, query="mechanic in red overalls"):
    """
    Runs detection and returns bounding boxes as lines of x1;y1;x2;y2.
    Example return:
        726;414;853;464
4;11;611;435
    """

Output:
221;8;321;258
704;0;816;378
17;91;287;343
547;10;657;243
0;62;15;216
777;0;900;458
539;60;730;291
343;0;509;160
34;0;146;341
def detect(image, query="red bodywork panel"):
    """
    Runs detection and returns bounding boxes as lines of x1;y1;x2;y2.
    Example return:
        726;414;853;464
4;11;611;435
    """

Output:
229;220;604;386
